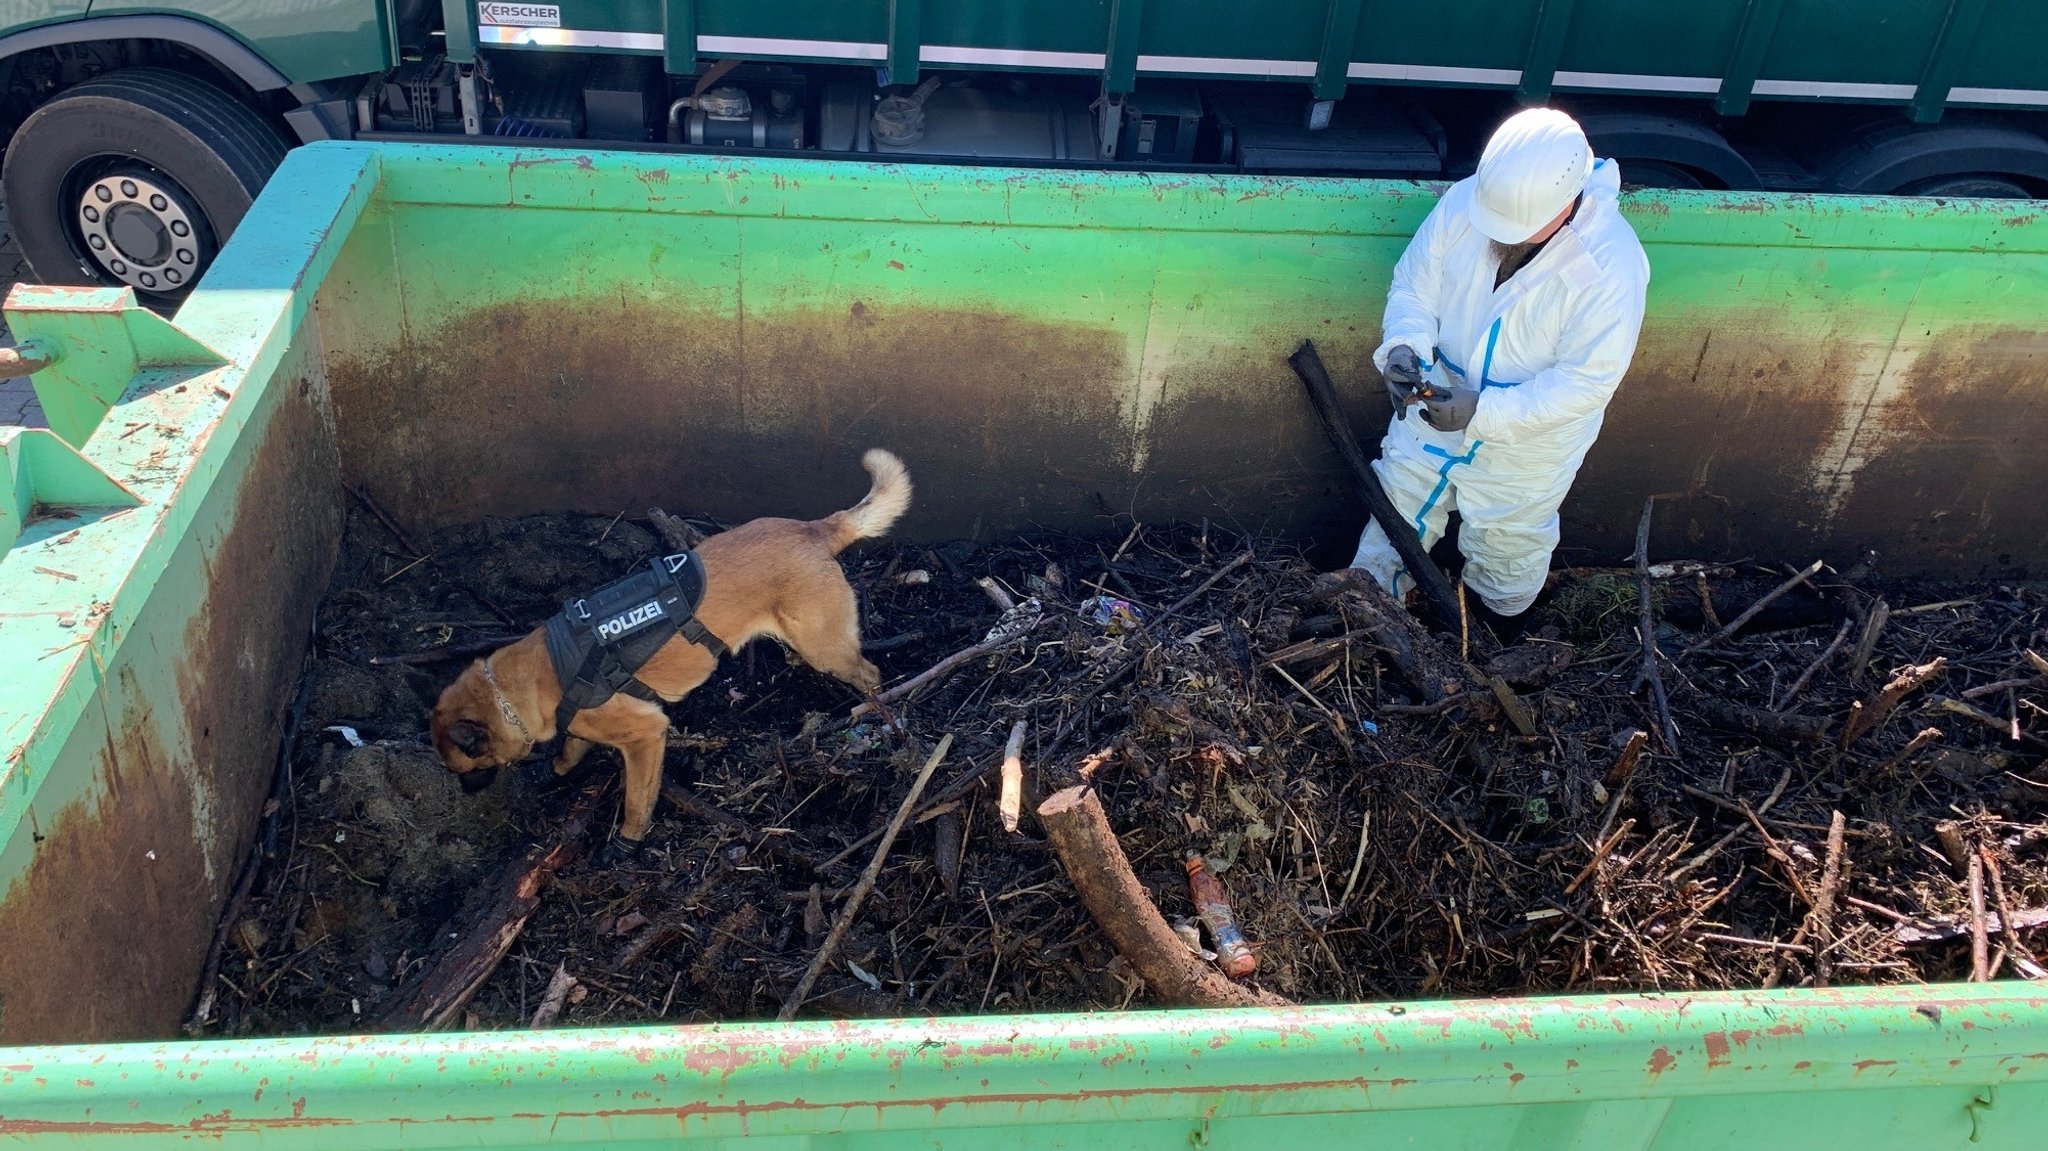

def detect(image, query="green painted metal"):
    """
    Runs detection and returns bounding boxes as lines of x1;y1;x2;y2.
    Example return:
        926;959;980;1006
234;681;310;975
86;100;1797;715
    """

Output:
1713;0;1786;115
4;138;2048;1141
887;0;922;85
0;143;377;1046
1104;0;1144;93
1;988;2047;1147
1910;0;1994;123
439;0;476;63
0;427;142;555
74;0;389;85
662;0;695;78
3;285;225;449
1311;0;1362;101
1515;0;1577;103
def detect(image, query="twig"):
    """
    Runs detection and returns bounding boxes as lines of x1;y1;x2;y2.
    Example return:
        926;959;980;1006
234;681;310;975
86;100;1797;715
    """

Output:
1840;658;1946;748
1668;759;1794;882
1146;551;1255;631
977;577;1019;612
1698;698;1831;746
1338;809;1372;908
1812;811;1847;987
848;622;1045;719
1488;675;1538;737
862;630;925;653
1634;497;1681;750
1970;853;1991;982
1982;848;2032;980
780;734;952;1021
1927;696;2048;748
368;635;525;667
998;719;1029;833
1603;730;1648;788
1894;597;1976;616
1775;617;1853;709
349;484;516;625
1682;559;1824;656
1874;727;1942;777
1564;818;1635;896
1698;933;1812;954
1849;600;1890;686
528;963;579;1028
1962;675;2044;701
1740;804;1817;909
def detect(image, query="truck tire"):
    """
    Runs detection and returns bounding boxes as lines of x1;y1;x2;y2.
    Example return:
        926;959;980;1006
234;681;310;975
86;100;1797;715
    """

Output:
1;67;289;303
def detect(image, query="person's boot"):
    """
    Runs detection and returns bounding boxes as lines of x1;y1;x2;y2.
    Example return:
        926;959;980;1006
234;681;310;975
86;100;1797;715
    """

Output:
1474;601;1532;645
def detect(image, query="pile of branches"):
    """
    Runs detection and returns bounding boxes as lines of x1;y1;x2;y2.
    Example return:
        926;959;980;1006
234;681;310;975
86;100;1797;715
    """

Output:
193;507;2048;1036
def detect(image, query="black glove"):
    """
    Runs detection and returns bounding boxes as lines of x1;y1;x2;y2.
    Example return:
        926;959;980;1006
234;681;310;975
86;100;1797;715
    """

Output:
1419;386;1480;433
1381;344;1425;420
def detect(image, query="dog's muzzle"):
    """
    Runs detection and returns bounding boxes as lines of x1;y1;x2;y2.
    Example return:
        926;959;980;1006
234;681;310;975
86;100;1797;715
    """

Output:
458;767;500;793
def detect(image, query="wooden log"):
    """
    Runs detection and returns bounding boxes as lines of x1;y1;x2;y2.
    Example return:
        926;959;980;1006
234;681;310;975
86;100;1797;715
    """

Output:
1698;698;1832;746
376;780;609;1030
1038;784;1290;1009
1288;339;1468;636
1322;569;1475;703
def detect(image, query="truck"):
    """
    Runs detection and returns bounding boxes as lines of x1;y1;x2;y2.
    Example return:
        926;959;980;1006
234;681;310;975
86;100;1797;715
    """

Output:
0;135;2045;1146
0;1;2046;305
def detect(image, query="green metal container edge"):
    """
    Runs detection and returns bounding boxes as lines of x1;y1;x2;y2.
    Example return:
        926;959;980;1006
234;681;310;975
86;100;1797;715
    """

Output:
2;986;2045;1146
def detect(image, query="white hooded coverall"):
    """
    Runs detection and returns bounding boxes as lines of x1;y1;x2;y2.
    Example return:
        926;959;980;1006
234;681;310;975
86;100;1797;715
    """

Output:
1350;158;1651;615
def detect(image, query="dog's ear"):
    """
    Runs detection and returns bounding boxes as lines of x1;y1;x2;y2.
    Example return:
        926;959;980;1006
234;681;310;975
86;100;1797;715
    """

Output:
449;718;491;757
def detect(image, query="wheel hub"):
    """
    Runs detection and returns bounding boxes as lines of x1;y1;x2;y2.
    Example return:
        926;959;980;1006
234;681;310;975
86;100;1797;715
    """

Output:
75;174;200;292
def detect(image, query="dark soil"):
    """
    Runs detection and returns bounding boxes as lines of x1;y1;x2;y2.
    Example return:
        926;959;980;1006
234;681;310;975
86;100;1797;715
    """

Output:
193;502;2048;1037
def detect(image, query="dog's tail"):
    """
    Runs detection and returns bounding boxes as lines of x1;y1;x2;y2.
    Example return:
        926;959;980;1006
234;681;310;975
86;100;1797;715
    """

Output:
823;448;913;552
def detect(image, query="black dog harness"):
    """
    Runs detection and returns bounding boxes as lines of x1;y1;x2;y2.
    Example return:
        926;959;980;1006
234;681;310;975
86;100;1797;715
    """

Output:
543;551;727;735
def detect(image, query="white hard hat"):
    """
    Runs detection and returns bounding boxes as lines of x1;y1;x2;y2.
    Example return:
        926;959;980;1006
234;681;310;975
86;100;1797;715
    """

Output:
1469;108;1593;244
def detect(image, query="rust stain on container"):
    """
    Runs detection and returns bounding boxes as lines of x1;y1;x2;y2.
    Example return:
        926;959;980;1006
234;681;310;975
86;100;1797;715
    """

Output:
326;300;1131;539
0;377;338;1044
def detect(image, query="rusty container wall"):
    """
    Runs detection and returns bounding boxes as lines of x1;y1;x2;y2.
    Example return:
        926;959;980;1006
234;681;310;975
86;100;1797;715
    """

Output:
1;142;2048;1147
0;149;377;1043
313;146;2048;577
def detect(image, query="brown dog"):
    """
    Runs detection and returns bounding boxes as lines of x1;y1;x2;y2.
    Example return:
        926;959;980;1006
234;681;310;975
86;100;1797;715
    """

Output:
429;449;911;856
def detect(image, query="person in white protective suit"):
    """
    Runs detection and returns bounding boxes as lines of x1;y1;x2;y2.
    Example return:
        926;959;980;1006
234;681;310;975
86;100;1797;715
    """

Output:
1349;107;1650;624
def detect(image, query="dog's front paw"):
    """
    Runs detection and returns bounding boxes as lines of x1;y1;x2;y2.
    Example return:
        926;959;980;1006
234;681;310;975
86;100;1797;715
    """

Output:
592;831;647;869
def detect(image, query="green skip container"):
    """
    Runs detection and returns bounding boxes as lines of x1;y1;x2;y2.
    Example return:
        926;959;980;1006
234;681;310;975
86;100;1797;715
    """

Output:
0;140;2045;1147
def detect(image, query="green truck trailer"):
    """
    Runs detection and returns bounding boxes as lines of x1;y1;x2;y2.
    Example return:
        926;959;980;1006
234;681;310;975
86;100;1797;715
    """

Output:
1;1;2047;305
0;136;2046;1146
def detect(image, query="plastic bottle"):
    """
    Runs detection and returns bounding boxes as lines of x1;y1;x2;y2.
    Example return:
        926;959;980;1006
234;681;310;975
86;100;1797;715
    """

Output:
1185;852;1258;978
